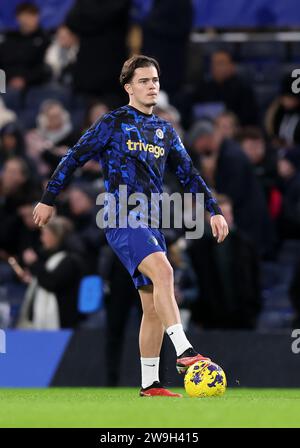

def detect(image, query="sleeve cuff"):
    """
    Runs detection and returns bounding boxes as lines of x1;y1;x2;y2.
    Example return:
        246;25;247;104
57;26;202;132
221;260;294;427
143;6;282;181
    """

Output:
40;190;56;206
210;202;223;216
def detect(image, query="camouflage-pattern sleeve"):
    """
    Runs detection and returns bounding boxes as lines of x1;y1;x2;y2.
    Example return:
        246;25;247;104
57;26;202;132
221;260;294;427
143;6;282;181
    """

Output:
167;127;222;216
40;116;113;206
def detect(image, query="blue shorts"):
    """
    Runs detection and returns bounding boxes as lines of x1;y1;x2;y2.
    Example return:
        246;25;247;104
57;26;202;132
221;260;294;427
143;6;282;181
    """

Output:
105;227;167;289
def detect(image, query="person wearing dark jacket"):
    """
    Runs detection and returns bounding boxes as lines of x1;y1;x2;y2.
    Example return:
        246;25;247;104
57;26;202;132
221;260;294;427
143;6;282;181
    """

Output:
142;0;193;98
0;157;41;255
188;195;261;329
192;50;258;126
0;3;51;89
65;0;129;101
65;184;107;274
19;216;84;329
277;148;300;239
265;74;300;148
0;122;26;167
187;120;275;257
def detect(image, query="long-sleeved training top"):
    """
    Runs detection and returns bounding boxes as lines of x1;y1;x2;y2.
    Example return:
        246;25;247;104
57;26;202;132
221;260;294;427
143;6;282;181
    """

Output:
41;105;222;223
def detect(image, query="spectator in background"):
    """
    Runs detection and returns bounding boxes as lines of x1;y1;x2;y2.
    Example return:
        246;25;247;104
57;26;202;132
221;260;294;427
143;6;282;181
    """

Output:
16;202;41;263
65;184;106;273
187;119;275;256
103;250;142;386
0;3;50;90
18;216;84;329
26;99;80;175
188;194;261;329
168;238;198;331
45;25;79;88
265;74;300;148
82;101;110;131
142;0;193;99
34;99;78;147
215;111;239;141
191;50;258;126
0;157;41;255
0;122;26;167
277;148;300;239
238;126;280;218
65;0;129;102
0;98;17;130
154;91;184;139
74;102;110;184
0;157;39;208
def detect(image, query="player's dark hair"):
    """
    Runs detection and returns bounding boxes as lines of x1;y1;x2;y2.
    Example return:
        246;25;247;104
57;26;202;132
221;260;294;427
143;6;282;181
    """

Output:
15;2;39;16
120;55;160;87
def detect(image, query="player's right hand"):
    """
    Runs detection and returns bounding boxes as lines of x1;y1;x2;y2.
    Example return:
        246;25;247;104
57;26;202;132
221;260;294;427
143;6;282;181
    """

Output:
33;202;54;227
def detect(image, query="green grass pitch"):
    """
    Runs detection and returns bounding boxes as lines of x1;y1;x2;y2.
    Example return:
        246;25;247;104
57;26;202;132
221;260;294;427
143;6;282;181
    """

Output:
0;388;300;428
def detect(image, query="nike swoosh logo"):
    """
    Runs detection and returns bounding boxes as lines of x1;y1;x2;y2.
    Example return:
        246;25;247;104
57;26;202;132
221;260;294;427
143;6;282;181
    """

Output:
169;332;174;336
126;127;135;131
144;364;155;367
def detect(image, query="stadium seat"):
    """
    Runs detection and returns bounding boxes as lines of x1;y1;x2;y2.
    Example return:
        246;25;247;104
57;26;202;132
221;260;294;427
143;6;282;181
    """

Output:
18;109;38;129
254;83;279;113
24;84;72;111
258;261;295;329
239;41;286;62
77;275;104;314
0;89;23;113
290;42;300;62
201;41;236;57
236;62;258;83
70;108;86;129
281;63;299;78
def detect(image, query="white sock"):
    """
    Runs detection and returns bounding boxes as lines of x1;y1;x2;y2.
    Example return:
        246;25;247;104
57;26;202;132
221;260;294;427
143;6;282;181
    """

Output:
166;323;192;356
141;357;160;389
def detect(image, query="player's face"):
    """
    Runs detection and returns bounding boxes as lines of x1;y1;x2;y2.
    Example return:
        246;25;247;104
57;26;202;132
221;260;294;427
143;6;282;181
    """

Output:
126;66;160;108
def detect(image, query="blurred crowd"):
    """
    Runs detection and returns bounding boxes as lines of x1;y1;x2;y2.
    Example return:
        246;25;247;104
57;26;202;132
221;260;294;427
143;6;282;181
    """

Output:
1;0;300;352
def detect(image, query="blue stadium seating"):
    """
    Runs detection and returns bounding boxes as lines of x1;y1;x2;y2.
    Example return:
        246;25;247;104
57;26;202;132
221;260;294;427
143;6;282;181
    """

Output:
239;41;286;62
0;89;23;114
24;84;72;112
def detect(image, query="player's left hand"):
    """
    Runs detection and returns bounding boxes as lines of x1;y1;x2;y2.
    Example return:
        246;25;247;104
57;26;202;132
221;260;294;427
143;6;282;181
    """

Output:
210;214;229;243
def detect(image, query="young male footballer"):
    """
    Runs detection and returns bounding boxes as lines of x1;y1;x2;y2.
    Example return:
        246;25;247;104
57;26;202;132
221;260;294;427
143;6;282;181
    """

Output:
33;55;229;397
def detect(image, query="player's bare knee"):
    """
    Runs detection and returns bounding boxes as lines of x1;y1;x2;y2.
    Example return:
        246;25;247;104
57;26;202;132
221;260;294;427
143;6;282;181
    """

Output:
152;262;174;286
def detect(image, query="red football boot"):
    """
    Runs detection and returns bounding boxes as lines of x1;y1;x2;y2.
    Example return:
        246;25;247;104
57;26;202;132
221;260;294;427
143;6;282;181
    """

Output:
176;348;211;375
140;381;183;398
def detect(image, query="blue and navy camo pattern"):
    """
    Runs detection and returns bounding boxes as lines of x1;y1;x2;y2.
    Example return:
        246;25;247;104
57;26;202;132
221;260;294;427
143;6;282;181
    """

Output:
41;105;221;218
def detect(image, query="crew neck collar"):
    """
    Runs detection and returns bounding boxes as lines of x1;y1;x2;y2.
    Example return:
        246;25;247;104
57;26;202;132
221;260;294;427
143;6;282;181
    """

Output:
126;105;153;117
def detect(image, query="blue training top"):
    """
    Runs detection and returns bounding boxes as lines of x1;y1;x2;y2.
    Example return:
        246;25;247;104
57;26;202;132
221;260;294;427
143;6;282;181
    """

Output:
41;105;222;221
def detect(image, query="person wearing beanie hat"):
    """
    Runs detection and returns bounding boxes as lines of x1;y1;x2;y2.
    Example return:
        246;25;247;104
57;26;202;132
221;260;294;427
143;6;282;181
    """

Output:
185;119;215;149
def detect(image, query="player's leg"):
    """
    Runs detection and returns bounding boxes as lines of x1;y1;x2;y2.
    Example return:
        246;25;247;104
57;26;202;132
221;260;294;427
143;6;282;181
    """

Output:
138;251;210;374
138;285;182;397
139;252;180;328
138;285;164;359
